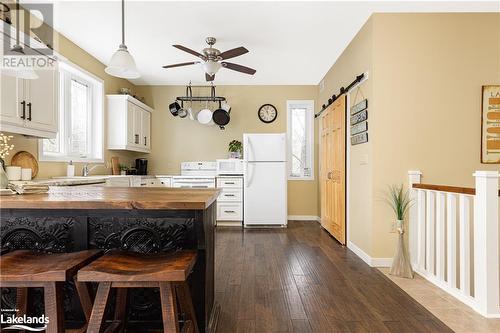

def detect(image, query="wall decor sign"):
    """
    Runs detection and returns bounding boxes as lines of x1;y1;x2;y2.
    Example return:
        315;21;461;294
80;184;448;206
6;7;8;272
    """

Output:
350;99;368;116
350;109;367;125
351;132;368;145
481;85;500;163
351;121;368;135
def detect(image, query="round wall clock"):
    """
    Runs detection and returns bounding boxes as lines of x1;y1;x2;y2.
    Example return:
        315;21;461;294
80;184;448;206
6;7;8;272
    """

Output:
258;104;278;123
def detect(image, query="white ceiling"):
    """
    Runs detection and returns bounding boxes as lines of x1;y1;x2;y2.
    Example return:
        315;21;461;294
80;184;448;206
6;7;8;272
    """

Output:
43;1;500;85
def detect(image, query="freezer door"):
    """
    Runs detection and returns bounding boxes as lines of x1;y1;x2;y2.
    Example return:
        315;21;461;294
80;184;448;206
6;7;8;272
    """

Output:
244;133;286;162
244;162;287;225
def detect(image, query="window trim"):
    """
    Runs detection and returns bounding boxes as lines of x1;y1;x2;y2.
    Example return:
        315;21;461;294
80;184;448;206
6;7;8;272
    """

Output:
286;100;315;181
39;59;104;163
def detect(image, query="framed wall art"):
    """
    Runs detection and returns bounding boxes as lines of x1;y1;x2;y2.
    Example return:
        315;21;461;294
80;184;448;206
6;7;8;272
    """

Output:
481;85;500;163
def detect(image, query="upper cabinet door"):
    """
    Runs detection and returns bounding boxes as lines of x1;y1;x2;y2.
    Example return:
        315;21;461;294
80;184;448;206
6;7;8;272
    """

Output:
25;68;58;133
126;101;135;146
141;109;151;150
133;104;142;146
0;74;25;127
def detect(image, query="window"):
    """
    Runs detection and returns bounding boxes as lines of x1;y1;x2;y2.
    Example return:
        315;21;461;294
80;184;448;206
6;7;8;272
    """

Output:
287;100;314;180
40;61;104;162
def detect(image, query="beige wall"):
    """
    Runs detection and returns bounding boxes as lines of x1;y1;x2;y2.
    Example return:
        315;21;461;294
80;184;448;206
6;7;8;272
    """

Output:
5;32;145;178
319;13;500;259
371;13;500;257
318;18;374;253
134;85;319;216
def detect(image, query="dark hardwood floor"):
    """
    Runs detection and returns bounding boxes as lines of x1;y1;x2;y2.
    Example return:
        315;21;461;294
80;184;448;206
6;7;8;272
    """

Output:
214;221;453;333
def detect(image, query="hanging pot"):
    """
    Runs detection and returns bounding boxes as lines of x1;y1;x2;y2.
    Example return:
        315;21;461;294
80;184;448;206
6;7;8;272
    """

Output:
197;101;214;126
213;100;231;129
178;101;188;118
169;101;181;116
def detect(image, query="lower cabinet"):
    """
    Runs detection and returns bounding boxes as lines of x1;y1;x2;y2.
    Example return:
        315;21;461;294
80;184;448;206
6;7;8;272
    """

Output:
216;176;243;224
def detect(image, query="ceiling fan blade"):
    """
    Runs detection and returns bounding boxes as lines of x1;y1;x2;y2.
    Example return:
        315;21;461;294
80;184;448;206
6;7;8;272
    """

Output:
173;44;206;60
221;62;256;75
206;73;215;82
218;47;249;60
162;61;198;69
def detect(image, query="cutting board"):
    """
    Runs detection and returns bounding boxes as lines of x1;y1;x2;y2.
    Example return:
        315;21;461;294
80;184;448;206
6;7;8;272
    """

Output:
10;151;39;178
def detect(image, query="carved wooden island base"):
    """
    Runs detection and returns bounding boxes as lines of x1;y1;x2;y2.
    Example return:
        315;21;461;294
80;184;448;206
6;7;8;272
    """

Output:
0;187;220;333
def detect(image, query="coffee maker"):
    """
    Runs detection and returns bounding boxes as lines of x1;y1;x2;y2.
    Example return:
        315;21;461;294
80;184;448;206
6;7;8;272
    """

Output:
135;158;148;175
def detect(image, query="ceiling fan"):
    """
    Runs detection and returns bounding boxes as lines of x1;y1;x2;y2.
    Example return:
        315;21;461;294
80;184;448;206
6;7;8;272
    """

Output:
162;37;256;82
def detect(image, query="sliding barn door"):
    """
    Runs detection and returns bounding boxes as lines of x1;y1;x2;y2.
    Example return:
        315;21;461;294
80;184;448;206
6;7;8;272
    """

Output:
320;95;346;244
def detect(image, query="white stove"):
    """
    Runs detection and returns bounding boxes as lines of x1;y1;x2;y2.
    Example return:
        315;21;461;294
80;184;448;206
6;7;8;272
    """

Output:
172;161;217;188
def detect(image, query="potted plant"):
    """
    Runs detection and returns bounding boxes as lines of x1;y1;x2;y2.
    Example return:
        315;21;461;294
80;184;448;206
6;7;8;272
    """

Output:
385;184;414;278
228;140;243;159
119;164;128;176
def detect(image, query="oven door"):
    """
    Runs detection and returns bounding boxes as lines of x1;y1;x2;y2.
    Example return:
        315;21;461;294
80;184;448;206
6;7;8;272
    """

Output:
172;178;216;188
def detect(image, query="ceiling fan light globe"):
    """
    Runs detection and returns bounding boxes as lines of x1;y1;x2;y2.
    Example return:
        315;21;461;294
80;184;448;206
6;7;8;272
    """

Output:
202;60;221;76
105;45;140;79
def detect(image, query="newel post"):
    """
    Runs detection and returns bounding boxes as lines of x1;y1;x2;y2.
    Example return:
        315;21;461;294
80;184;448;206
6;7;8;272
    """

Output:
473;171;499;317
408;170;422;268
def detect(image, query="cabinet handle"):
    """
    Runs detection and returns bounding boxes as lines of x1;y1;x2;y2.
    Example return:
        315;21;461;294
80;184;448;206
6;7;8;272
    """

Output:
225;182;235;185
27;102;32;121
20;101;26;119
134;134;139;144
224;210;235;213
144;136;147;146
225;194;235;197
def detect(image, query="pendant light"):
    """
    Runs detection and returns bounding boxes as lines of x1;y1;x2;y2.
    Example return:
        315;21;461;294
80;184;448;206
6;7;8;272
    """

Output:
105;0;139;79
2;0;38;80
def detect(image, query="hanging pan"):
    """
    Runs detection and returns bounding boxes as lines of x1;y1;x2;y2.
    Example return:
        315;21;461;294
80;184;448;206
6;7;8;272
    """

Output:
169;100;181;116
213;100;231;129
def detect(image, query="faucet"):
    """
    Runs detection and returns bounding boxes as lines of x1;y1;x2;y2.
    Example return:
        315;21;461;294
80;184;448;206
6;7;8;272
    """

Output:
82;164;103;177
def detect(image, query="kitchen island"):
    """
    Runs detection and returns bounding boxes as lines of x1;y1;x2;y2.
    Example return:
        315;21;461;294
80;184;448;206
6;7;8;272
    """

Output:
0;187;220;332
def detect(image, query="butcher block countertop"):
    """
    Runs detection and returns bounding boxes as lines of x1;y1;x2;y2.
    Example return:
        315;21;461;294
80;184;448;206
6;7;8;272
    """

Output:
0;187;221;210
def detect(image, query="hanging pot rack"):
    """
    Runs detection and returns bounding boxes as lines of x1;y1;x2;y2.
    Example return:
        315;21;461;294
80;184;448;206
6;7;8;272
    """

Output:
175;83;226;102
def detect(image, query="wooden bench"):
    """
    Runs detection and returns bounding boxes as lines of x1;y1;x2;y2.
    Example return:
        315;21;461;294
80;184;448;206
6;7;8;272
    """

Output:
0;250;102;333
78;250;198;333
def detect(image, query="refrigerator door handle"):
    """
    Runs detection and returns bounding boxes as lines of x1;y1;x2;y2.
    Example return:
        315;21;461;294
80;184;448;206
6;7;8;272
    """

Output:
247;137;255;161
246;163;254;187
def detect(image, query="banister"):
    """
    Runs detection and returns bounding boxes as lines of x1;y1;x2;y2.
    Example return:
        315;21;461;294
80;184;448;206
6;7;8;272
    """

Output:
412;183;500;196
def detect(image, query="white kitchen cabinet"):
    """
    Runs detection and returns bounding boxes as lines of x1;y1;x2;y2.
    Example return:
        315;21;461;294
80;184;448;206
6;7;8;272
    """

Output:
107;95;153;153
216;176;244;225
0;67;58;138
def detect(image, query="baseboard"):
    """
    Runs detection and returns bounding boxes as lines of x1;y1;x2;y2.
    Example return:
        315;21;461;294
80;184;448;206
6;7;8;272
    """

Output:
347;241;392;267
287;215;320;222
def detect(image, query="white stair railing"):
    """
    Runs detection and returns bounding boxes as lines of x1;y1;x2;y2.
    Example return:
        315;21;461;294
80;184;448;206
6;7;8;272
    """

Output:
408;170;500;318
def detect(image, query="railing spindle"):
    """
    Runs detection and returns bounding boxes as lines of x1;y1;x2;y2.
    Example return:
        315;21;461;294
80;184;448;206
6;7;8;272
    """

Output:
417;189;426;271
446;193;457;289
426;191;436;274
436;192;446;280
459;194;471;296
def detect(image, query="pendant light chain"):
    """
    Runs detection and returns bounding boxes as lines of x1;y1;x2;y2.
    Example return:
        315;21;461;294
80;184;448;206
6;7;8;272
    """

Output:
121;0;125;46
15;0;20;45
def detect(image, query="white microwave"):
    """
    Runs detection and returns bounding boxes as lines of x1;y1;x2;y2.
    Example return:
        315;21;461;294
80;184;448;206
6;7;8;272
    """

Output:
216;159;244;175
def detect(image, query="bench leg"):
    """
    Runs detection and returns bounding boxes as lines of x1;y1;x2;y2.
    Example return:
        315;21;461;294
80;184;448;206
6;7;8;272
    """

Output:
159;282;179;333
16;287;29;333
44;282;64;333
87;282;112;333
114;288;128;332
175;283;199;333
74;277;93;323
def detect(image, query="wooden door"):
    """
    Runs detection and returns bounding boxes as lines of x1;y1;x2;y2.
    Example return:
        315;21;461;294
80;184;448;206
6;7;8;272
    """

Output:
320;95;346;244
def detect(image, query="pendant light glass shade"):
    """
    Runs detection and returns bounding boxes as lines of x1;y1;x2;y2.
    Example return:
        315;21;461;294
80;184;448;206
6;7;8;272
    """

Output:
105;44;139;79
105;0;140;79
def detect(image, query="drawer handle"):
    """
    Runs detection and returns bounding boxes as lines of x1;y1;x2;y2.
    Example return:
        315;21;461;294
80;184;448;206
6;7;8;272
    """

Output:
225;182;235;184
224;210;236;213
224;194;235;197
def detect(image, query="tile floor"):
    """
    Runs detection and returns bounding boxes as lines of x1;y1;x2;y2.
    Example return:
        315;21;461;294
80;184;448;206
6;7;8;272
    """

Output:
379;268;500;333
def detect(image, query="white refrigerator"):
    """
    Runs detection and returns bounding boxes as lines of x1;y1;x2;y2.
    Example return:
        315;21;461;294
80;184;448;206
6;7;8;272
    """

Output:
243;133;287;226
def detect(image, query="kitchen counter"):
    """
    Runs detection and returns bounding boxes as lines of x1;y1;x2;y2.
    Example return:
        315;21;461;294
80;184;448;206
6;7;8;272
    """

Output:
0;186;220;210
0;187;220;332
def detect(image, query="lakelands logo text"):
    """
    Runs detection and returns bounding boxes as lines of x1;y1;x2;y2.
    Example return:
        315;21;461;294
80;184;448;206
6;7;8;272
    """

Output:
1;314;49;331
